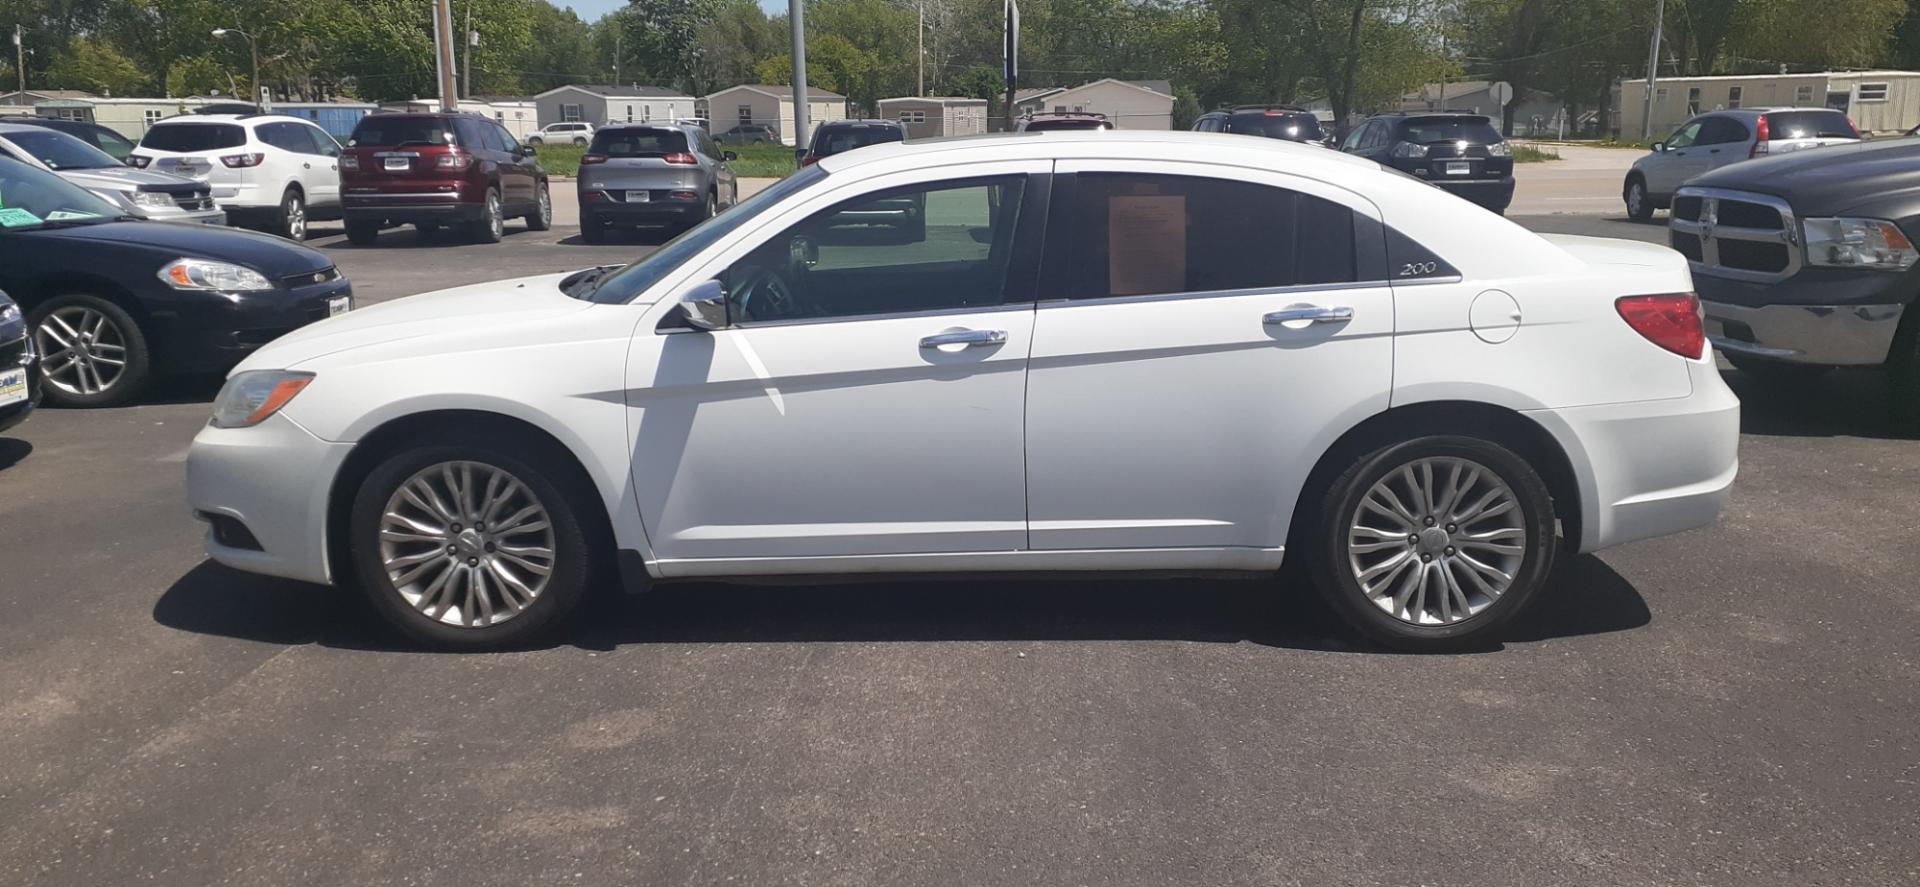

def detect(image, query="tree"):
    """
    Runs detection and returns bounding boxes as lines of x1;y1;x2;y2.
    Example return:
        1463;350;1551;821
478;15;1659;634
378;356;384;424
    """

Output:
45;38;147;96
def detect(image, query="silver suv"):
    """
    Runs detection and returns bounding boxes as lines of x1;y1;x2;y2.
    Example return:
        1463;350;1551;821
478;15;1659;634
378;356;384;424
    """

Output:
0;123;224;225
577;123;737;243
1624;107;1858;222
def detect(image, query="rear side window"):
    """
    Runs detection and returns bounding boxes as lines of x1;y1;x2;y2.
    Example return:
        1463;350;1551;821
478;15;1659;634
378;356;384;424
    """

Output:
589;128;689;157
1047;173;1358;299
1765;110;1857;139
1225;113;1323;140
140;123;245;152
1400;117;1502;145
1696;117;1751;146
811;125;903;156
348;117;456;148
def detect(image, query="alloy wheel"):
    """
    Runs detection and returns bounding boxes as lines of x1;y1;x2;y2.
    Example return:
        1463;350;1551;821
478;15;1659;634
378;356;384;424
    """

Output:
538;186;552;226
285;196;306;240
1346;456;1527;626
487;191;504;239
377;460;558;628
34;306;128;397
1627;183;1644;217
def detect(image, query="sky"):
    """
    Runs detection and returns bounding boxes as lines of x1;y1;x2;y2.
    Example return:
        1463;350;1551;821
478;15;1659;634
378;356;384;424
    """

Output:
564;0;785;20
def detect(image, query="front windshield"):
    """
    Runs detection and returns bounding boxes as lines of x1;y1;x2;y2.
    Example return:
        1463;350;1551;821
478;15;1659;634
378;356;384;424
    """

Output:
2;129;121;170
587;164;829;304
0;155;119;229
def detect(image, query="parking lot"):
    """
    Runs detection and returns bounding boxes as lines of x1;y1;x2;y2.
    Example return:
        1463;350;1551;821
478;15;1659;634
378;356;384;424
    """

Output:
2;211;1916;887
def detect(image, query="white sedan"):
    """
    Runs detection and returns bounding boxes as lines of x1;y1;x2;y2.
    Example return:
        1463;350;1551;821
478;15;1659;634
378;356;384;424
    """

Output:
186;131;1740;652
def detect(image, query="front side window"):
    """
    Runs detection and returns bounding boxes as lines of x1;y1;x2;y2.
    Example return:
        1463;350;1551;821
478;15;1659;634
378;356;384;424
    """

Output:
588;164;830;304
93;127;135;161
1665;121;1703;149
1046;173;1357;299
1698;118;1749;146
724;176;1028;323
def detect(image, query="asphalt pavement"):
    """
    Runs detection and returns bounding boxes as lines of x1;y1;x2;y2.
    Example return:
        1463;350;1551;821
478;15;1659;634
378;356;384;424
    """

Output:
1;214;1915;887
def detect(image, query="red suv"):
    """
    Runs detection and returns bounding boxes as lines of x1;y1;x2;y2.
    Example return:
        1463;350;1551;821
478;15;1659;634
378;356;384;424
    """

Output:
339;112;551;245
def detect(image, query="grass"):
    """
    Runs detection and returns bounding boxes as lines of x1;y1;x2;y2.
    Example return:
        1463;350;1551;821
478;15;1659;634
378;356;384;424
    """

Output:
534;141;796;179
1511;144;1562;163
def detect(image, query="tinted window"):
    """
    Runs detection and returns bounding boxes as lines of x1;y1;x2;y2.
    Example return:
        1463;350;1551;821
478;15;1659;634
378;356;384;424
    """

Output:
140;123;246;152
348;117;457;147
1665;121;1703;149
258;123;312;153
1051;173;1356;299
726;176;1027;322
1400;116;1502;145
90;126;136;161
1225;112;1324;140
453;119;493;151
304;126;341;156
589;127;689;157
810;124;904;156
1696;117;1750;146
492;124;521;153
1765;110;1857;139
0;130;120;170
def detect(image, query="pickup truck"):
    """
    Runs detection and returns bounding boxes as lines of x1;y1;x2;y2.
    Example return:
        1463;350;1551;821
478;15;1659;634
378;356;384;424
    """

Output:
1670;138;1920;420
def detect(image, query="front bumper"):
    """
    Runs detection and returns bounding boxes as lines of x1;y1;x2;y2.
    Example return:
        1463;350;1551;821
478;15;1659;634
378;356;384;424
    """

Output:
187;411;353;584
1703;300;1904;366
0;335;39;435
1525;358;1740;553
151;279;354;374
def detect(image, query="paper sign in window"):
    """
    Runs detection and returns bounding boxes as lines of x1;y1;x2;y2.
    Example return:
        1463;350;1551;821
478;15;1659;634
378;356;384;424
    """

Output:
1108;195;1186;295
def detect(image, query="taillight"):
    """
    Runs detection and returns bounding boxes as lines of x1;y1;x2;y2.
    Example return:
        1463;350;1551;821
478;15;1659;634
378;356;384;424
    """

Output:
1616;293;1705;359
580;153;608;165
435;153;473;170
1847;116;1859;137
339;155;359;170
663;152;698;165
220;153;265;168
126;155;150;168
1751;115;1770;157
669;190;699;201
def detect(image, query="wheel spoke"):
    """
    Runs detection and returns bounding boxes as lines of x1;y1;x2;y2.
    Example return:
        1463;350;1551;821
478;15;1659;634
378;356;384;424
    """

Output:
494;549;552;576
379;459;556;629
1349;455;1528;627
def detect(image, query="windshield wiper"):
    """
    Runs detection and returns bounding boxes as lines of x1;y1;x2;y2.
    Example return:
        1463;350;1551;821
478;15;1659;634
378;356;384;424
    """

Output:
563;264;623;299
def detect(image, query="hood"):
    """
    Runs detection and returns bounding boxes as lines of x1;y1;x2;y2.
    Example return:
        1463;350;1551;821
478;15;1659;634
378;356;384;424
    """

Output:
21;220;331;278
58;165;202;193
1687;139;1920;216
238;271;596;371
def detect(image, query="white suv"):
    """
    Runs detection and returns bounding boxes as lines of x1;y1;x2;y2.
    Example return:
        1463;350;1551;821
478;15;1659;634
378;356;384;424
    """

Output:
129;114;343;240
529;122;594;145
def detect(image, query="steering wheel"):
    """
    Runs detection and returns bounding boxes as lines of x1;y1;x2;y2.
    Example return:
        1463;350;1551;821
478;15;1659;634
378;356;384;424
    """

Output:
732;262;805;321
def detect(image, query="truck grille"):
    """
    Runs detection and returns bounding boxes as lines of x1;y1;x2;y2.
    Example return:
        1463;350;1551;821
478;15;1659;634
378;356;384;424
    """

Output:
174;189;215;212
1668;187;1801;282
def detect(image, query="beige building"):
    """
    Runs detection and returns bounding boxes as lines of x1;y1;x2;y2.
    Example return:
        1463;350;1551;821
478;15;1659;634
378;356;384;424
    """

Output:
705;85;848;145
381;97;540;140
1015;79;1174;130
876;96;989;139
1622;70;1920;137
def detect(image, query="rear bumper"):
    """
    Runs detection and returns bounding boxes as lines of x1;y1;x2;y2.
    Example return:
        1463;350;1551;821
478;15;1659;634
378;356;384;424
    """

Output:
1427;176;1516;209
343;187;486;224
581;194;704;224
1526;358;1740;553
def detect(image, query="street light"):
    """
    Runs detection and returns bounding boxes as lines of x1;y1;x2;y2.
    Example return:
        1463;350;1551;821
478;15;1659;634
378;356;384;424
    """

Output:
211;28;260;110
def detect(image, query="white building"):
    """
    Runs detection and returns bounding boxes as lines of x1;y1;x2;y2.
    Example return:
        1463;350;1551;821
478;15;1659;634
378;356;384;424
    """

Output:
534;85;698;129
382;97;540;140
1621;70;1920;137
705;85;849;145
1015;79;1174;130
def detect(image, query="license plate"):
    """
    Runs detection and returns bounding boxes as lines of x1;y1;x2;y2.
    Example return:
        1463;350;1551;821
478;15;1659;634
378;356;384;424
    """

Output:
626;190;651;203
384;156;411;171
1445;161;1471;176
0;368;25;408
327;296;350;317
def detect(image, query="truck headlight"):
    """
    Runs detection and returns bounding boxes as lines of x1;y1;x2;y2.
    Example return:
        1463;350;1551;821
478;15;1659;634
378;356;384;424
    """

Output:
159;258;275;292
1802;217;1919;271
211;371;314;428
132;190;177;209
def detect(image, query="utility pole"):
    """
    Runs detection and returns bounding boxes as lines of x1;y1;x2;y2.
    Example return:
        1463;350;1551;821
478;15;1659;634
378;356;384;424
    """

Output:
211;28;260;110
1641;0;1666;140
790;0;809;151
1437;32;1446;109
613;24;620;87
461;0;472;100
1003;0;1019;131
12;25;23;106
432;0;458;113
917;2;924;96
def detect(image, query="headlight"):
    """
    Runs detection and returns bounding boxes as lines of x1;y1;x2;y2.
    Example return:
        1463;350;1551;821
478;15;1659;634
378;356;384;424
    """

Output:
159;258;275;292
211;371;315;428
1802;217;1919;271
1488;141;1513;157
131;190;177;209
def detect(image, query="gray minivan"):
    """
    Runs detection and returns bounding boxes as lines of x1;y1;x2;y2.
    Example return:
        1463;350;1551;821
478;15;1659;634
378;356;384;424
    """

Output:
577;123;737;243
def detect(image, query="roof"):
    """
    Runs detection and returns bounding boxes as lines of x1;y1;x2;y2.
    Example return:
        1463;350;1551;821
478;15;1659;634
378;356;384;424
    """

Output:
1400;80;1553;103
1025;78;1175;104
1623;69;1920;85
1127;80;1173;97
535;84;692;99
708;84;848;101
0;89;94;101
878;96;989;105
1015;87;1066;103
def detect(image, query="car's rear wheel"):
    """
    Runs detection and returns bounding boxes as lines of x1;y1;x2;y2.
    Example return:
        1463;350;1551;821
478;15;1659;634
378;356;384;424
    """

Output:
525;181;553;231
345;219;380;246
348;440;594;650
276;188;308;240
1303;435;1557;652
470;187;504;244
28;294;152;408
572;137;588;146
1624;177;1654;223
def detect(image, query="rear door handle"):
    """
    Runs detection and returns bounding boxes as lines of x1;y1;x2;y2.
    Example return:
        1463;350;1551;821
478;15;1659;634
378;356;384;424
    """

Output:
1263;306;1354;325
919;329;1007;348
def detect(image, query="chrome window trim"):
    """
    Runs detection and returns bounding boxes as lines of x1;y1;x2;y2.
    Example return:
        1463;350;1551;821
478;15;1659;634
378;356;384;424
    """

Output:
1035;278;1395;311
667;300;1037;334
1670;186;1801;283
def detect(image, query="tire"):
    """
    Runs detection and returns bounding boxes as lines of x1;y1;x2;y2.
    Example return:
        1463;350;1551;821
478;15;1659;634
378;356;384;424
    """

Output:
345;219;380;246
580;214;606;244
527;136;544;146
275;188;308;240
347;438;595;650
1624;176;1654;223
1724;352;1830;384
572;137;588;147
27;294;153;408
1302;435;1558;652
524;181;553;231
469;187;504;244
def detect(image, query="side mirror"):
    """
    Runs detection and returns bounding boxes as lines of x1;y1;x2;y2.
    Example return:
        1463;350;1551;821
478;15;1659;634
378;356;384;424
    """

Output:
1651;142;1667;153
794;147;808;164
670;279;728;331
521;144;538;157
723;150;738;161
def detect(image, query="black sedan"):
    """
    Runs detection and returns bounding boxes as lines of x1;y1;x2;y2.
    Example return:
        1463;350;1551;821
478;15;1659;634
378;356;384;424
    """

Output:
0;289;37;432
0;156;352;407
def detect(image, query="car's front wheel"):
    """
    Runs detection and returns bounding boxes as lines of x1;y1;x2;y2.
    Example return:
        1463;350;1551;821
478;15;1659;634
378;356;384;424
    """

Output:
348;439;594;650
29;294;152;408
1303;435;1557;652
1624;177;1654;223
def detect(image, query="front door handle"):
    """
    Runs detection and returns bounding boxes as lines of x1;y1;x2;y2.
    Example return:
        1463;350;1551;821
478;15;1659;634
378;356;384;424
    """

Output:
919;329;1007;348
1263;305;1354;325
